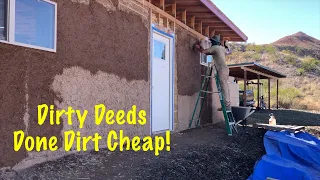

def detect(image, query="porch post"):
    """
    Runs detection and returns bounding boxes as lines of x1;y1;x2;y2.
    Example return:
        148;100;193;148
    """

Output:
268;78;271;110
277;79;279;109
243;70;247;107
257;75;260;110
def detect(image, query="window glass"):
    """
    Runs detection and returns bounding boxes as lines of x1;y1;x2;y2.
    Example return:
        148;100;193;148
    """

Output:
207;55;212;63
201;54;213;65
0;0;6;40
201;53;206;64
154;40;166;60
15;0;55;49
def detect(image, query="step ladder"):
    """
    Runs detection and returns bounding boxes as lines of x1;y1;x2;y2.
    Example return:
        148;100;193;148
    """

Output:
188;63;237;136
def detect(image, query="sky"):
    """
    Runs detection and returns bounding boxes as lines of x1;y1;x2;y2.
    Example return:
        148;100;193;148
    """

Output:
213;0;320;44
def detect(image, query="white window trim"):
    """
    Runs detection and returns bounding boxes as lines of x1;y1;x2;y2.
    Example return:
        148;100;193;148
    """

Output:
199;38;212;66
0;0;57;53
200;53;208;66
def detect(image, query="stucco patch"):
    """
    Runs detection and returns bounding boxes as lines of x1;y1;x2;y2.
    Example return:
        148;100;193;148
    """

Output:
13;66;150;170
176;93;200;131
52;67;150;150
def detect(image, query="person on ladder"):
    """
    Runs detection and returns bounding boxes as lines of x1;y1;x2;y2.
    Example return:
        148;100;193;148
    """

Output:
194;34;231;111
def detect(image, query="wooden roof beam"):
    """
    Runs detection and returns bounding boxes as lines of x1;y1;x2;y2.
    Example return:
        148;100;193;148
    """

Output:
190;16;195;29
196;21;203;34
160;0;165;10
182;10;187;24
210;30;215;37
241;67;278;79
165;1;177;17
205;26;210;37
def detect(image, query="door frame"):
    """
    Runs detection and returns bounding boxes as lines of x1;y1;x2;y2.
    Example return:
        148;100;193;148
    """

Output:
150;26;175;134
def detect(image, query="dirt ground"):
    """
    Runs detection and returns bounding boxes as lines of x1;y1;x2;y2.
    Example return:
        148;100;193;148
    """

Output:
247;109;320;138
1;109;319;180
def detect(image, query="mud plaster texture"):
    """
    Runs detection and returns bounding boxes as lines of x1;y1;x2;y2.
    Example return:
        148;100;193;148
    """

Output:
175;27;217;129
0;0;149;169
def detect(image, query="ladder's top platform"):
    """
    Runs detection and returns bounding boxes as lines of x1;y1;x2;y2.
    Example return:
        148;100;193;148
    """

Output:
253;123;305;133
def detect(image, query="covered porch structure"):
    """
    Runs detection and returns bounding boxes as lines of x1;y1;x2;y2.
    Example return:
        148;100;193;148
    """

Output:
228;62;286;110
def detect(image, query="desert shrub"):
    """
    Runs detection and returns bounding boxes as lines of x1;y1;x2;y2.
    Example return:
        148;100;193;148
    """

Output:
295;46;303;56
284;55;298;65
264;45;276;54
252;53;262;60
269;53;281;62
301;57;319;71
246;44;264;54
242;52;254;60
281;50;294;55
297;68;305;75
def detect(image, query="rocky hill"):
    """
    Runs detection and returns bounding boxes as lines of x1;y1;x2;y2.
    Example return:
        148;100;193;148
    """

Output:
227;32;320;111
272;32;320;49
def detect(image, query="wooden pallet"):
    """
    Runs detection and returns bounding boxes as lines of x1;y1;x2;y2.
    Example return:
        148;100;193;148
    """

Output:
253;123;305;133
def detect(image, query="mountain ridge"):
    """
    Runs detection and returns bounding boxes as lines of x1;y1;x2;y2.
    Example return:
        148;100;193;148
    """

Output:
272;31;320;49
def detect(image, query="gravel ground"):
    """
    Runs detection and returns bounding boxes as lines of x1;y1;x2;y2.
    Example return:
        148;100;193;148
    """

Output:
1;109;319;180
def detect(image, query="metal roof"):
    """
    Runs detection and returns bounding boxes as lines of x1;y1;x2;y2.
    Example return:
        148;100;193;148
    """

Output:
228;62;287;80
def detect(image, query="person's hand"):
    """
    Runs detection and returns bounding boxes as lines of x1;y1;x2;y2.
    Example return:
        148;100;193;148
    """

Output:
195;44;201;49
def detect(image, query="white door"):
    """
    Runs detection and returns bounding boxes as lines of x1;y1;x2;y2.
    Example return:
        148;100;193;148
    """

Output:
151;32;172;133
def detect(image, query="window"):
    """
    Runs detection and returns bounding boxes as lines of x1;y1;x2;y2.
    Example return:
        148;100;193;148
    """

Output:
154;40;166;60
0;0;7;40
201;53;213;65
0;0;57;52
200;39;212;66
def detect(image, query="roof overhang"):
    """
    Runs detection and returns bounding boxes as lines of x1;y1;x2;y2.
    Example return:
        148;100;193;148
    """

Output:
228;62;287;80
200;0;247;41
149;0;248;42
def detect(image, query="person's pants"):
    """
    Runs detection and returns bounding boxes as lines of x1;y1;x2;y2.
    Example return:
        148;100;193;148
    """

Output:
217;68;231;111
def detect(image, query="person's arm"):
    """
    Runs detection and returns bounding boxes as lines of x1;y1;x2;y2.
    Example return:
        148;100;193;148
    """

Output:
195;44;215;55
199;47;214;55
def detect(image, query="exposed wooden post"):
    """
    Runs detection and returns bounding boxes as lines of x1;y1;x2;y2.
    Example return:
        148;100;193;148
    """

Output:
160;0;165;10
164;18;169;28
277;79;279;109
172;2;176;18
243;70;247;107
205;26;210;37
268;78;271;110
190;16;195;29
157;13;161;25
182;10;187;24
196;21;203;34
257;75;260;110
210;30;215;38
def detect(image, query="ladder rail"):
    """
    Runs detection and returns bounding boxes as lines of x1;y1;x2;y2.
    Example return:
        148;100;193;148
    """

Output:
189;65;212;128
189;63;236;136
196;67;213;127
215;72;233;135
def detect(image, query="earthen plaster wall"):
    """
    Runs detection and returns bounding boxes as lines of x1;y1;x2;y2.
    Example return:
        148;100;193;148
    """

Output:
0;0;150;169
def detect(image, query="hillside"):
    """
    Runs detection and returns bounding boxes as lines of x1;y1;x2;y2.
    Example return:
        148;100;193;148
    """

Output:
272;32;320;49
227;32;320;111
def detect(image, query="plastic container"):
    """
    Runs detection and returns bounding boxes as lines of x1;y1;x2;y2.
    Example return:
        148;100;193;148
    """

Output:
269;113;277;126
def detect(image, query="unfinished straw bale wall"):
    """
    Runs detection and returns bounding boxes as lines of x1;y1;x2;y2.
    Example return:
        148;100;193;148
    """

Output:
0;0;150;170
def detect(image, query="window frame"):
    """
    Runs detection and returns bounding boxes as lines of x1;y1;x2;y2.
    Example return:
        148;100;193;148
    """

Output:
0;0;8;40
0;0;57;52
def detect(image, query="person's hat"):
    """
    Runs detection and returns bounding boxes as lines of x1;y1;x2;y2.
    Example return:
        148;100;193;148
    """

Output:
210;34;221;43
